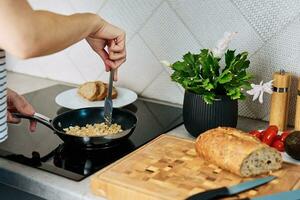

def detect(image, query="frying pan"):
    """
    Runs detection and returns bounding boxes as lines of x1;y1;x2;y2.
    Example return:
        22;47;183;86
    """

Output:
13;107;137;148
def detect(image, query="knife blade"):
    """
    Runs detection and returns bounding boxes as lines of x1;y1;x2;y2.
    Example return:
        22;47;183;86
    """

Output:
185;176;276;200
104;69;114;126
242;189;300;200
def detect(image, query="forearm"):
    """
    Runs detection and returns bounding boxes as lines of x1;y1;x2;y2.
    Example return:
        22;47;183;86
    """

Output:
24;11;104;57
0;0;105;58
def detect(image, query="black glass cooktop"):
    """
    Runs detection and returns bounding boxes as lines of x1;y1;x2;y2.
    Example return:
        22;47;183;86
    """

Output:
0;85;183;181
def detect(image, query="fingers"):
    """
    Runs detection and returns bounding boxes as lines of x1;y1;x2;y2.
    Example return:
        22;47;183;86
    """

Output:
109;50;126;60
105;59;117;70
98;49;111;72
87;23;127;72
109;33;126;52
106;30;126;69
7;89;37;132
29;120;37;132
107;49;126;71
105;57;126;76
108;36;126;62
114;57;126;70
10;93;35;116
7;111;21;124
105;57;125;81
86;38;110;72
7;112;37;132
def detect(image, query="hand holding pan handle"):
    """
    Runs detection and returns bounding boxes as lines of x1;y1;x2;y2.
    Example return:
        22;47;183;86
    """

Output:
12;112;54;130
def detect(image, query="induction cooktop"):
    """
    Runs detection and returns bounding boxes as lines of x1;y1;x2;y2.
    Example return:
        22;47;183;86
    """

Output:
0;85;183;181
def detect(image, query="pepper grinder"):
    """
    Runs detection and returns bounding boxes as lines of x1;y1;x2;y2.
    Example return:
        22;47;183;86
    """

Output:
269;69;291;131
294;78;300;130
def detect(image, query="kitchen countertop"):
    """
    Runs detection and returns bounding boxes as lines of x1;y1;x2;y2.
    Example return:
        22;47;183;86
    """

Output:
0;72;270;200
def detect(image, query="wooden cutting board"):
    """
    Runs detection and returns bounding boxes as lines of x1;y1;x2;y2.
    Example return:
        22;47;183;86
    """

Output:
90;134;300;200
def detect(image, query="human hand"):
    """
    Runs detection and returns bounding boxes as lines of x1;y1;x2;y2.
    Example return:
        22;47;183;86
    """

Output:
7;89;37;132
86;19;126;81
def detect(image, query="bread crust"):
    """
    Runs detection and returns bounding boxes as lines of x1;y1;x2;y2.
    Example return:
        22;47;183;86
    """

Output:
195;127;282;176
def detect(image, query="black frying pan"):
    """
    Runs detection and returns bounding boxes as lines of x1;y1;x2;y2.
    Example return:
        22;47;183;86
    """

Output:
14;107;137;147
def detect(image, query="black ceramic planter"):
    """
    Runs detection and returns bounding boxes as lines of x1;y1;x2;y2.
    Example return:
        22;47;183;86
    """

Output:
183;90;238;137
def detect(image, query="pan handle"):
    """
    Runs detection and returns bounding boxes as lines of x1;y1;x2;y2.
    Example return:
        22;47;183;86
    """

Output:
12;112;54;130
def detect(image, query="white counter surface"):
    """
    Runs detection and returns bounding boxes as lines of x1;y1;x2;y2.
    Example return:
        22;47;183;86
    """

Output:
0;72;269;200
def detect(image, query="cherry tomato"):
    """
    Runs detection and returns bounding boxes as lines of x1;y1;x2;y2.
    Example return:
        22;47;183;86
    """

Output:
262;128;277;145
249;130;262;140
280;131;290;142
260;130;266;137
275;135;281;140
271;140;285;152
267;125;279;133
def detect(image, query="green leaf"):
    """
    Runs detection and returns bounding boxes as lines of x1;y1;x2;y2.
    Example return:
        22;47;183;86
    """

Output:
183;52;194;64
226;88;242;100
218;72;233;84
202;79;214;91
172;60;195;76
203;93;215;104
199;49;220;79
225;50;235;67
239;52;249;60
239;94;246;100
231;92;242;100
171;61;186;72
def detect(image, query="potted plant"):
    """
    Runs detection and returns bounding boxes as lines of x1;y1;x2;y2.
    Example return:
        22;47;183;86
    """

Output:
162;32;252;137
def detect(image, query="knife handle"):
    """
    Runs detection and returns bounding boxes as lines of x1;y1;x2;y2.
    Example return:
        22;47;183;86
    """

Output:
107;69;114;99
185;187;230;200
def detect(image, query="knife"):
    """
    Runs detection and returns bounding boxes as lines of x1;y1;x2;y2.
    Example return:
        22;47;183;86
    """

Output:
185;176;276;200
242;189;300;200
104;69;114;126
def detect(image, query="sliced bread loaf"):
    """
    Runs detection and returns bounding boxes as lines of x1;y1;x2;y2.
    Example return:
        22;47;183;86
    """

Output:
78;81;118;101
195;127;282;177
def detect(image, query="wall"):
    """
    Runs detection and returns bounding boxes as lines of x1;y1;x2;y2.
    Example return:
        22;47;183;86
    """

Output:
6;0;300;124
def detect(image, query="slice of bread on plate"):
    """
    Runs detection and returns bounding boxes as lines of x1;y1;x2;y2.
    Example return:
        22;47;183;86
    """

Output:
78;81;118;101
104;83;118;99
77;82;99;101
95;81;107;100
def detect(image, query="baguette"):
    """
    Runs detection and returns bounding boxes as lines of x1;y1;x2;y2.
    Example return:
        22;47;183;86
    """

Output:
195;127;282;177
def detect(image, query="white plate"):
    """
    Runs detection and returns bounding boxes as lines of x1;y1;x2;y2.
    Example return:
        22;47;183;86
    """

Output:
55;87;137;109
281;152;300;165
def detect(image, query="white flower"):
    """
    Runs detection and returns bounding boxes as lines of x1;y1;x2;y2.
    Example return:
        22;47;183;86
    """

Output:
246;80;273;104
212;32;237;58
160;60;171;67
